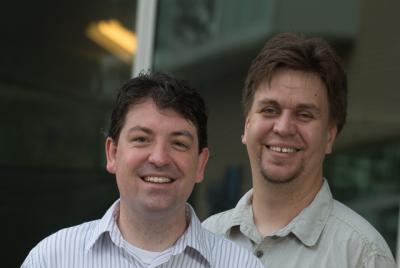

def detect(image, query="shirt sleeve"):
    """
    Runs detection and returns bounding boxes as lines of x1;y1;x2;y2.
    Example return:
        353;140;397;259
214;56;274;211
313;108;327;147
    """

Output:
20;239;50;268
21;250;44;268
202;213;227;235
363;252;396;268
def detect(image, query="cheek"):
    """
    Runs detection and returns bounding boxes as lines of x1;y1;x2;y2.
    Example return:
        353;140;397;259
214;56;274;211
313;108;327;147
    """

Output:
176;154;202;178
123;148;147;162
181;157;199;175
305;127;330;153
248;120;272;142
115;150;146;175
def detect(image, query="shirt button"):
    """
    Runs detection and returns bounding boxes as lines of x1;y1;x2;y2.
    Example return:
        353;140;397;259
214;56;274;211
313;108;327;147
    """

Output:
255;250;264;258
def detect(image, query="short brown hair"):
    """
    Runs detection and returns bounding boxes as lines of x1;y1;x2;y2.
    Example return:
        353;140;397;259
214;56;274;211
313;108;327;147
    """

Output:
243;33;348;134
108;72;208;151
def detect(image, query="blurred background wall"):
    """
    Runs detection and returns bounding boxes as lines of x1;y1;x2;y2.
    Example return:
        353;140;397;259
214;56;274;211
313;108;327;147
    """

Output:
1;0;399;266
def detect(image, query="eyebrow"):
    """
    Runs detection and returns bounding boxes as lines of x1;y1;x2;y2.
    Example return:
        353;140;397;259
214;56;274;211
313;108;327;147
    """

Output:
172;130;195;142
296;104;321;114
127;126;195;141
257;98;321;113
127;126;152;135
256;99;279;107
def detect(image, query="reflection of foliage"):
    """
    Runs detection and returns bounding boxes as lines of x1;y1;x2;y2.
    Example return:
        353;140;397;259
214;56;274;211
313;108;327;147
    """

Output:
324;143;400;202
324;142;400;256
173;0;214;44
325;142;400;190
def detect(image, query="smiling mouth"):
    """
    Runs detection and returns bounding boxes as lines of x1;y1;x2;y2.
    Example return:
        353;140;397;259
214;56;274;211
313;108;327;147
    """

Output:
267;145;301;153
141;176;174;184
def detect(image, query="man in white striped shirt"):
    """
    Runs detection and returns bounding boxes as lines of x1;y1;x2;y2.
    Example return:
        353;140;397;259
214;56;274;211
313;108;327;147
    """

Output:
22;72;263;268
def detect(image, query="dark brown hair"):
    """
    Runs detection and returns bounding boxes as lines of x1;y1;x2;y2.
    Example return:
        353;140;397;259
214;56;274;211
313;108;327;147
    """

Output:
107;72;208;151
243;33;348;134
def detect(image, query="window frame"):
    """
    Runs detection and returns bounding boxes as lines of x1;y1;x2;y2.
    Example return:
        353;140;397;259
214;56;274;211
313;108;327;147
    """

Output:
133;0;158;76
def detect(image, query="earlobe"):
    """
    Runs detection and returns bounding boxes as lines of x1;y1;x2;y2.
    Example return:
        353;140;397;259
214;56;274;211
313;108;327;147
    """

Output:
242;118;250;144
325;124;337;154
105;137;117;174
195;148;209;183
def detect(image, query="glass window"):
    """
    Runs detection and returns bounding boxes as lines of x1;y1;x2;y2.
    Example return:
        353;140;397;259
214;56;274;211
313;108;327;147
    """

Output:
153;0;400;259
325;143;400;255
2;0;137;266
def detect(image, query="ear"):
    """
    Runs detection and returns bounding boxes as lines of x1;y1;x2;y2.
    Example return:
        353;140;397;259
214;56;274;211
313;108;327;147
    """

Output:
241;117;250;145
195;148;209;183
105;137;118;174
325;123;337;154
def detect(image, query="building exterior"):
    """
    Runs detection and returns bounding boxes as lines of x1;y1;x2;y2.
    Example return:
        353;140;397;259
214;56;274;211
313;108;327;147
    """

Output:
1;0;399;266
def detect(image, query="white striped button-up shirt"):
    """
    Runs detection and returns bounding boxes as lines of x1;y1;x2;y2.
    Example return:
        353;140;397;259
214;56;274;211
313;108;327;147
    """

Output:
22;201;263;268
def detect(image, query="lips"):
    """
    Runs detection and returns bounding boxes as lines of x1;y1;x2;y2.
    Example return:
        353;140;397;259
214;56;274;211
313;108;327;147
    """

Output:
142;176;174;184
266;145;301;153
137;162;182;184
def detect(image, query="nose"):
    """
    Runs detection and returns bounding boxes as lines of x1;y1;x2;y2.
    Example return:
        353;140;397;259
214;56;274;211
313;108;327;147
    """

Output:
272;112;296;136
148;142;171;167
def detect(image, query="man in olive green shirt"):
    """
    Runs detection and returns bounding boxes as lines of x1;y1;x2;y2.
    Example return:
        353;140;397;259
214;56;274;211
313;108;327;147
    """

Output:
203;33;396;267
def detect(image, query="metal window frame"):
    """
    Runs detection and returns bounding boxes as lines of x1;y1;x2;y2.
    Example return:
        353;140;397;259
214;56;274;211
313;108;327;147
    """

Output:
398;202;399;266
132;0;158;77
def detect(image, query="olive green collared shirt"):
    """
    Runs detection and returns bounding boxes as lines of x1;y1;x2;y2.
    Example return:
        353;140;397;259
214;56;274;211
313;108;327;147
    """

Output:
202;180;396;268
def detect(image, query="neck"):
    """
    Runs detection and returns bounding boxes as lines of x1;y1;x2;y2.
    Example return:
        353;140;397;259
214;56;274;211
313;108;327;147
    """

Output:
117;202;188;251
252;175;323;237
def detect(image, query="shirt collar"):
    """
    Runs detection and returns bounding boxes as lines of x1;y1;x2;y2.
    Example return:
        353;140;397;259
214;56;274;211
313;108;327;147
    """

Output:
85;200;213;265
212;189;262;244
171;204;213;266
223;179;334;247
285;179;333;246
85;199;121;251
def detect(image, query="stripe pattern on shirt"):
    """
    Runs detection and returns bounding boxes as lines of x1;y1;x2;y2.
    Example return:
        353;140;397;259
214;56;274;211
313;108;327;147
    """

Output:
21;200;264;268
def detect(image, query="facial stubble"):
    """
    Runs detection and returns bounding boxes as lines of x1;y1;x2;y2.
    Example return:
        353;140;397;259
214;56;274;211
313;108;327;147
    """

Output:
259;154;305;184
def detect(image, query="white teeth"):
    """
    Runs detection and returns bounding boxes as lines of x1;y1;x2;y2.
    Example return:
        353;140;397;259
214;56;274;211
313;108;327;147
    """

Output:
143;176;172;183
269;146;296;153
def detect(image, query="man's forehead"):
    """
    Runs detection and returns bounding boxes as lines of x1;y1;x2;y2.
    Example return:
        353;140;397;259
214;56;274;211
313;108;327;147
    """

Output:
128;99;181;117
127;125;194;137
124;102;197;132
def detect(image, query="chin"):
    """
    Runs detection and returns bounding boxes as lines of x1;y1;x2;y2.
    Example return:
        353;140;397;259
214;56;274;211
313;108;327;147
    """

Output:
263;174;297;184
260;167;303;185
144;199;183;213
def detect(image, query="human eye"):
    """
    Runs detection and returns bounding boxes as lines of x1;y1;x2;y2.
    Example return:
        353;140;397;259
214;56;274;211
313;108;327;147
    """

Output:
131;136;150;146
297;111;315;122
260;106;280;117
172;139;191;151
